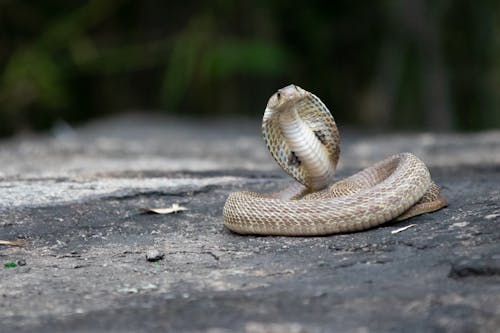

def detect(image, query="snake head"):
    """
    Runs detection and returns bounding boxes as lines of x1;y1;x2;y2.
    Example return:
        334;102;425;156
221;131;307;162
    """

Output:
264;85;308;121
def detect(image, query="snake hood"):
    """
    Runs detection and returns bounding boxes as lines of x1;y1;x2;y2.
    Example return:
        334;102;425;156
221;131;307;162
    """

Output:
262;84;340;190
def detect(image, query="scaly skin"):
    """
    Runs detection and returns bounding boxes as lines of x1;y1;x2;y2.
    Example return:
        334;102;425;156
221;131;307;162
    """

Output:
223;84;447;236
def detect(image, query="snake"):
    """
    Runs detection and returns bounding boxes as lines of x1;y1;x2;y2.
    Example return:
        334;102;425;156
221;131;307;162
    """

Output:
223;84;448;236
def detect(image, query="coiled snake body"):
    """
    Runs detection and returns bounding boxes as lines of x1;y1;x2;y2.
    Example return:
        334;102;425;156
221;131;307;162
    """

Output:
223;85;447;236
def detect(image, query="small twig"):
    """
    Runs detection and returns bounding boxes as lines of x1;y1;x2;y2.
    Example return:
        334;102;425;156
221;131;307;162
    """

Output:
0;240;29;247
391;224;416;234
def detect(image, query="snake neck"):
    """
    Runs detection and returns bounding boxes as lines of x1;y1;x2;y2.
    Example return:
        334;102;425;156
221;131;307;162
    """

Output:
279;108;335;190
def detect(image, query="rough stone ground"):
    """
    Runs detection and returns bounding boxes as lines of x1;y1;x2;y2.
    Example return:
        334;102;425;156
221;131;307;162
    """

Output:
1;113;499;333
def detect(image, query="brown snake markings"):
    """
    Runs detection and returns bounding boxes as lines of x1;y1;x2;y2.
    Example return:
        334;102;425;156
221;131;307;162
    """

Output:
223;84;448;236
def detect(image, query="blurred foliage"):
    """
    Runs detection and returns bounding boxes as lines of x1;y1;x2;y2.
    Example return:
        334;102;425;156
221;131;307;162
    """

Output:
0;0;499;136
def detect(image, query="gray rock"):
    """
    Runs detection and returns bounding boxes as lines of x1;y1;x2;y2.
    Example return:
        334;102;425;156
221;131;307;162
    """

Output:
0;114;499;333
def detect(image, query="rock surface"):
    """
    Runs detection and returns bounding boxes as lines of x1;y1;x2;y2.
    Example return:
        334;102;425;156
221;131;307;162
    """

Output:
1;113;499;333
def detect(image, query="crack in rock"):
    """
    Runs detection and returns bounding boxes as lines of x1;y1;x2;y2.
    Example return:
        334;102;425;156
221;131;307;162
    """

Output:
448;259;500;278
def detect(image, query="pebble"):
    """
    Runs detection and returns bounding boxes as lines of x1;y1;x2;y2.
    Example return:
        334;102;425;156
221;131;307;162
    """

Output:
146;250;165;262
17;259;26;266
117;287;138;294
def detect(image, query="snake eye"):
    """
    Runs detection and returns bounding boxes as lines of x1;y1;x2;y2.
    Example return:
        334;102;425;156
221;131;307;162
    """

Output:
276;92;281;100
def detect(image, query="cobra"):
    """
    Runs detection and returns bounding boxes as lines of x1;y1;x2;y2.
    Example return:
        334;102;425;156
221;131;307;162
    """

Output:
223;84;447;236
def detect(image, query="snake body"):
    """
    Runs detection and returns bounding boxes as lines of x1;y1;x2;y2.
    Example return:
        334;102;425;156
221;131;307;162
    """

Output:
223;85;447;236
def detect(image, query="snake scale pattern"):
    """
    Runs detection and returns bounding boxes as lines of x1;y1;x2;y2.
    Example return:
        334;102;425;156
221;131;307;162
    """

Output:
223;85;447;236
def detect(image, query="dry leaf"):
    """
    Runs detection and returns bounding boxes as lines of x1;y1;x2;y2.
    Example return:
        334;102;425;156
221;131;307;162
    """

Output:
0;240;29;246
143;203;188;215
391;224;416;234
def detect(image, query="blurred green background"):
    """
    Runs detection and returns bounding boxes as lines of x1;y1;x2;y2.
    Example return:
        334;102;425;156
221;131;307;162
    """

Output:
1;0;499;137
